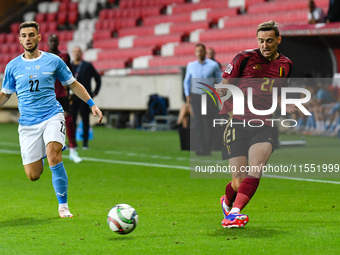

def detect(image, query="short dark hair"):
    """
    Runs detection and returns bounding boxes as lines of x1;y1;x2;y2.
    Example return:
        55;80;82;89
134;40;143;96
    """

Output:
195;43;206;51
19;21;39;34
257;20;280;38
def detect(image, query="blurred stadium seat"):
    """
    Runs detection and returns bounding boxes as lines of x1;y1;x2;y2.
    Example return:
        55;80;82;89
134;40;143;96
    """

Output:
10;22;21;34
48;2;60;13
23;11;36;22
37;2;49;13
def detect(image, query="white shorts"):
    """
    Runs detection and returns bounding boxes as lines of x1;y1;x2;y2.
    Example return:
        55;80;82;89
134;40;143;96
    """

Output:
18;113;66;165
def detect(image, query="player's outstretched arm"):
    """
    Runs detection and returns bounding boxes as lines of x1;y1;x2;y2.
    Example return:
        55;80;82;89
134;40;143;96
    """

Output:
68;81;103;123
0;92;11;107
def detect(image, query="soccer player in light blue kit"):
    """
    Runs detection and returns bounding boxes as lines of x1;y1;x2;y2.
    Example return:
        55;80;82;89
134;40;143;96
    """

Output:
0;21;103;218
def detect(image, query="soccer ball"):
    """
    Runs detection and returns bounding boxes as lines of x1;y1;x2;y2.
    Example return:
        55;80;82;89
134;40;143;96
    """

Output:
107;204;138;234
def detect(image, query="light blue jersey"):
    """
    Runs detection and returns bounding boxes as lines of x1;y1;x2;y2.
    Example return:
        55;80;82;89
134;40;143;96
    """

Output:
1;51;75;126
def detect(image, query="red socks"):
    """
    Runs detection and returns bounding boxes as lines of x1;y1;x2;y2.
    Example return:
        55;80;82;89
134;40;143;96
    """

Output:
65;115;76;148
233;176;260;211
225;181;236;207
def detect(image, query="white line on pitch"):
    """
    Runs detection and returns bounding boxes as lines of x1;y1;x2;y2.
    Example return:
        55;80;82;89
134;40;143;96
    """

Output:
262;174;340;184
0;142;19;147
81;157;190;170
0;148;339;184
105;150;191;161
104;150;227;163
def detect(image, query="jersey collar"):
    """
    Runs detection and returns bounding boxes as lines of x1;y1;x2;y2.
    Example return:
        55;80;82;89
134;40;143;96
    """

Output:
256;48;281;62
21;51;44;62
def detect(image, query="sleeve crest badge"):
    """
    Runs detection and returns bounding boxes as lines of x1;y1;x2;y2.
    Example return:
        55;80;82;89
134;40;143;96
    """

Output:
225;64;233;74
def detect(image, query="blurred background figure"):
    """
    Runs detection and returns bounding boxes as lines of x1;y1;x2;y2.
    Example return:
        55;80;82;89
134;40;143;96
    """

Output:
71;46;101;150
183;44;221;156
325;0;340;23
48;34;82;163
307;0;325;24
207;47;222;71
176;102;191;128
302;80;335;135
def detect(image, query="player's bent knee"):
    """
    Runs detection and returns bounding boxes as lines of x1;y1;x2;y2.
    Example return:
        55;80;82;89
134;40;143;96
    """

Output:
26;170;42;181
24;161;43;181
27;174;40;181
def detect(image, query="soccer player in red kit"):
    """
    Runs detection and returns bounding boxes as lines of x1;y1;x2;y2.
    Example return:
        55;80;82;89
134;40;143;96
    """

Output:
48;34;82;163
217;21;297;228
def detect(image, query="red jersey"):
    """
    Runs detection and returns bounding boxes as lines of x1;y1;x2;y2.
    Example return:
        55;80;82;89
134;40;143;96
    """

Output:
220;48;293;125
55;52;71;98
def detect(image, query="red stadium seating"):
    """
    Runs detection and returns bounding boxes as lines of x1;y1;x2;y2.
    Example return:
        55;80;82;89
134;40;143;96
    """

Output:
0;33;7;44
68;11;79;25
58;12;68;25
105;7;162;19
8;43;20;54
59;41;68;51
141;6;162;18
207;8;239;22
93;29;114;41
59;2;68;12
97;19;117;30
97;46;155;60
49;22;58;32
173;39;256;56
199;26;255;41
133;33;183;47
245;0;266;7
171;0;230;14
219;10;308;29
170;20;211;34
93;59;130;72
150;52;234;67
119;25;155;37
58;30;73;42
0;64;6;73
99;9;110;20
116;17;137;30
10;22;21;34
35;13;46;23
69;2;78;12
1;44;10;54
149;55;195;67
39;42;49;52
129;67;181;75
247;1;307;14
214;52;239;64
39;22;49;32
6;33;17;44
2;53;19;65
143;13;191;26
47;12;58;22
120;0;184;8
93;38;119;49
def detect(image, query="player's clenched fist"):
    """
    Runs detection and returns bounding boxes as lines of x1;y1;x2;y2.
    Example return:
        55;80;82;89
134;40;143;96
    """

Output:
216;88;228;97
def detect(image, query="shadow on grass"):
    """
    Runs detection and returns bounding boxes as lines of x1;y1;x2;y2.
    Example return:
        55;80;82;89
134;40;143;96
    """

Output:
211;226;286;239
0;217;58;227
108;236;136;241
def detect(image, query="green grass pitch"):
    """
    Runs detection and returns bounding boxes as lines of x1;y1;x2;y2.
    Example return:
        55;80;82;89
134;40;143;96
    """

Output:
0;123;339;254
